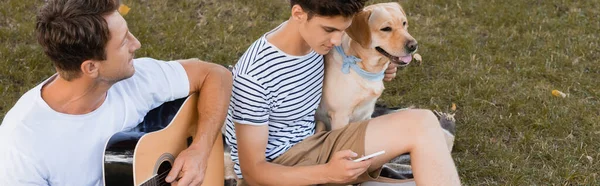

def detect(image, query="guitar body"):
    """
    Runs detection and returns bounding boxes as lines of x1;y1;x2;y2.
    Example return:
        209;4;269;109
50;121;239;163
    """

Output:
103;93;224;186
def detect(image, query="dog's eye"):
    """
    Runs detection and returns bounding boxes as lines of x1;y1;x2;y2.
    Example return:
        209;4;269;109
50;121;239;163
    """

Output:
380;27;392;32
403;21;407;26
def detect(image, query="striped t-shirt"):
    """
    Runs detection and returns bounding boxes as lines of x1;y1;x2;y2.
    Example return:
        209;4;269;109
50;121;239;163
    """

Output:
224;31;324;178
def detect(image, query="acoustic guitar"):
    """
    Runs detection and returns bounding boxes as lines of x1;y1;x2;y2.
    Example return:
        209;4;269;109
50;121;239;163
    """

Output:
102;93;224;185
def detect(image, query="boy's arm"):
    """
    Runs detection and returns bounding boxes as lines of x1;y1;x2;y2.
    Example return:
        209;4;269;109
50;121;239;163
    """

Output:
165;59;233;185
236;123;372;186
236;123;330;186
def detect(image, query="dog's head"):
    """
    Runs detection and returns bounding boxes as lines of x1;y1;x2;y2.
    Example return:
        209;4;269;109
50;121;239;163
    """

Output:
346;2;417;67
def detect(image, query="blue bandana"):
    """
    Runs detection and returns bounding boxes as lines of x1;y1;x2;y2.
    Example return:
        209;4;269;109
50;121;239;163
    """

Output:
334;46;385;81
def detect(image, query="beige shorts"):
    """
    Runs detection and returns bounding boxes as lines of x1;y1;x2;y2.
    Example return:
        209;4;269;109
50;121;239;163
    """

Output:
239;120;387;186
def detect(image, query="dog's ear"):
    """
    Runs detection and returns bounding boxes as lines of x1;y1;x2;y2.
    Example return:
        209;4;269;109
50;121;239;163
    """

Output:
390;2;406;16
346;9;372;48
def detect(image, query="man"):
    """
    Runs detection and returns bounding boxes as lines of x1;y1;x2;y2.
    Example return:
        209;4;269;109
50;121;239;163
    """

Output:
0;0;232;185
224;0;461;185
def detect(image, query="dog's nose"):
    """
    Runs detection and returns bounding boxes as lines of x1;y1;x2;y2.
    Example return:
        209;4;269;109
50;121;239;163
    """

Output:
406;40;418;53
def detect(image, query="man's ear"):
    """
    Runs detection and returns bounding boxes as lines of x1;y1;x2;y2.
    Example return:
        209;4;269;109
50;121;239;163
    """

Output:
346;9;373;49
80;60;99;78
291;4;307;22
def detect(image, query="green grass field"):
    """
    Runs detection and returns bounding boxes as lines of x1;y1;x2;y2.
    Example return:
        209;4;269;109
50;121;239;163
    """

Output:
1;0;599;185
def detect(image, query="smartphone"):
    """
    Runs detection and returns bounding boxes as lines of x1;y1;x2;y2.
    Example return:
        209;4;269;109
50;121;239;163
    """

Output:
353;150;386;162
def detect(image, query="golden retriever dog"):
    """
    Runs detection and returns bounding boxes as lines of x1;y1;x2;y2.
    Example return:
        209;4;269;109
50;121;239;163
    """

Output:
315;3;457;183
316;2;417;131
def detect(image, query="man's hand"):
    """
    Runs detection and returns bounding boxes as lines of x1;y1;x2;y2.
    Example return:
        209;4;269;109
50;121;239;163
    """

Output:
384;63;398;81
325;150;372;184
167;59;230;186
165;145;208;186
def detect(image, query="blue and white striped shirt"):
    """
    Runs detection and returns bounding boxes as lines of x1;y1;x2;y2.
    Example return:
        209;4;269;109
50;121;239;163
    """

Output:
224;32;324;178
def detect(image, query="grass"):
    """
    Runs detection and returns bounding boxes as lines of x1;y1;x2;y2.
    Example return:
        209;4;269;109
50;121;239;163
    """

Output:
1;0;599;185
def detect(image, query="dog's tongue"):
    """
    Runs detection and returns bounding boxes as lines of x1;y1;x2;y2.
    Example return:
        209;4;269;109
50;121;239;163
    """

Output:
400;55;413;63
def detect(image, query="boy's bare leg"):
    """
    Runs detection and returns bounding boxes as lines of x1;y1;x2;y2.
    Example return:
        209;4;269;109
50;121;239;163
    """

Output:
364;109;461;185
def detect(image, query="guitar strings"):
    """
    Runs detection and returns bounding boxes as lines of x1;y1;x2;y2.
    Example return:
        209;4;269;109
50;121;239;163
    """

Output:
147;167;208;185
155;169;171;183
143;169;171;186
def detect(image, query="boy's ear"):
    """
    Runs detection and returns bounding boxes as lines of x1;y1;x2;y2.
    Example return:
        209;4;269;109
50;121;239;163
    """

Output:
346;9;372;48
291;4;307;22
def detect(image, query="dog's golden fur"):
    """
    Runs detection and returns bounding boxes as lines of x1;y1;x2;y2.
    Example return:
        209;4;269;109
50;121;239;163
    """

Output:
316;2;418;130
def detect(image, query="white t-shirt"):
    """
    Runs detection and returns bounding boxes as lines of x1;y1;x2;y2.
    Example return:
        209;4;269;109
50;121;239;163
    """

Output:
0;58;189;186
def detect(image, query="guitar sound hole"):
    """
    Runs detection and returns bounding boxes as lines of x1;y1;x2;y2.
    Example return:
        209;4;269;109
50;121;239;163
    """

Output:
187;136;193;147
157;161;172;182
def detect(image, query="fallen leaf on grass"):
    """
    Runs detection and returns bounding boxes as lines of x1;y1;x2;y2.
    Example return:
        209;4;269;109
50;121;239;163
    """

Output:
119;4;131;16
552;90;567;98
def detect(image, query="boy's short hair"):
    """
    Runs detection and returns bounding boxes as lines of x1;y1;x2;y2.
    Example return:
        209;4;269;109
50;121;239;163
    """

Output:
36;0;120;80
290;0;367;19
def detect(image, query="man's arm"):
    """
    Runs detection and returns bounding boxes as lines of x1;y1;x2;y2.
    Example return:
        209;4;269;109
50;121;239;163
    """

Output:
236;123;372;186
165;58;233;185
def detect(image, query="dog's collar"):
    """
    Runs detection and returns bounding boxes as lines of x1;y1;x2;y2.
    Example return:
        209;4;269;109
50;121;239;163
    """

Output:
334;46;385;81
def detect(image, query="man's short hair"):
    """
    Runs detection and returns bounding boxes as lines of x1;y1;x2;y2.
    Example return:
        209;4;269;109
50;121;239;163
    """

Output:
290;0;367;19
36;0;120;80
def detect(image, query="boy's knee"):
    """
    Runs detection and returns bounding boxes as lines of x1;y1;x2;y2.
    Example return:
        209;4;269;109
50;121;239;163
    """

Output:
390;109;439;128
411;110;447;145
416;109;441;128
390;109;442;137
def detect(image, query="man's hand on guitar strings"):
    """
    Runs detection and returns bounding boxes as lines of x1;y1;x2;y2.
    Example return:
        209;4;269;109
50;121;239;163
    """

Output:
165;145;208;186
